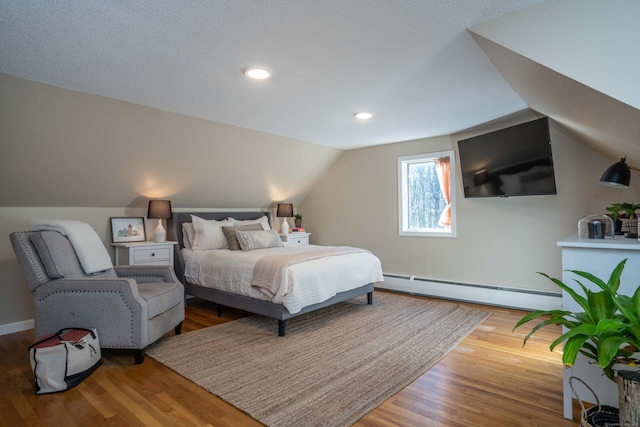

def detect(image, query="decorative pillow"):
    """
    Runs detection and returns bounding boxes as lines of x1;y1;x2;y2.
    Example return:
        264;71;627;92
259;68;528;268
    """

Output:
232;215;271;231
234;230;283;251
30;231;117;279
221;224;264;251
182;222;195;249
190;215;234;250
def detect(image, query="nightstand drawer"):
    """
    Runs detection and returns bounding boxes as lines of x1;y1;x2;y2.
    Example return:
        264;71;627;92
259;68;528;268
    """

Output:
133;247;171;263
280;233;311;246
112;241;177;267
287;236;308;245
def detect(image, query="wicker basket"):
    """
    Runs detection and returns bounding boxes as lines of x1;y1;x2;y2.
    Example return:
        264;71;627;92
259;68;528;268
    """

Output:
570;376;620;427
621;218;638;234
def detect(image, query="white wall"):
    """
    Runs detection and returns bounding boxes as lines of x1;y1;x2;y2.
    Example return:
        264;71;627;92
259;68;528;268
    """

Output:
299;118;639;296
0;73;342;209
0;73;343;332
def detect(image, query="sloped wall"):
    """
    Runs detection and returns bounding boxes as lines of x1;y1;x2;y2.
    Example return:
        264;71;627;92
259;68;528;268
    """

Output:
0;73;342;209
469;0;640;173
0;74;342;330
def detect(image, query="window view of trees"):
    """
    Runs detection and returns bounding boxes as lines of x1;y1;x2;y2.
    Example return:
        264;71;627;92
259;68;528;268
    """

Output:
398;150;455;237
407;161;447;230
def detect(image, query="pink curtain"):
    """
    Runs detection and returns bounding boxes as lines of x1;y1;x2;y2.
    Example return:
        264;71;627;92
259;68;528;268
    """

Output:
434;156;451;227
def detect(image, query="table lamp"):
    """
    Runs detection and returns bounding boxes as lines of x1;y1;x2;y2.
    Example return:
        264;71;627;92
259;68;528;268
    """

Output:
147;200;172;242
276;203;293;235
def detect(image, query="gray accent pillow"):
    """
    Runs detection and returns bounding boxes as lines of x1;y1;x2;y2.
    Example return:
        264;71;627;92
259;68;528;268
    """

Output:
30;231;86;278
234;230;283;251
30;231;117;279
221;224;264;251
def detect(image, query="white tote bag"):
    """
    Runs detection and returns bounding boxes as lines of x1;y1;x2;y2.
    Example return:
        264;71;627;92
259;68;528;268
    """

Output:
29;328;101;394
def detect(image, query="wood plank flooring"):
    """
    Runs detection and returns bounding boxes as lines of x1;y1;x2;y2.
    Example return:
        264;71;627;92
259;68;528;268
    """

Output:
0;291;582;426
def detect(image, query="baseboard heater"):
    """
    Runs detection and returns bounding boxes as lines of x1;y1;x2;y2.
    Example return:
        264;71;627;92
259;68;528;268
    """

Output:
378;274;561;311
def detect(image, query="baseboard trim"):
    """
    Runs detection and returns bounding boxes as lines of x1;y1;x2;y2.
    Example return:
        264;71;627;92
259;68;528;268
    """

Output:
0;277;559;335
378;274;561;311
0;318;34;336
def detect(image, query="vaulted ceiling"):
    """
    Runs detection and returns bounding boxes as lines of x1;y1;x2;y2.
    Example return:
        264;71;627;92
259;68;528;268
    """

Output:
1;0;638;162
1;0;538;150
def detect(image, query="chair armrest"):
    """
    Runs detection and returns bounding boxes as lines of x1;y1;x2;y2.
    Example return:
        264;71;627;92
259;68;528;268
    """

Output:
41;277;142;301
114;265;179;284
34;277;144;304
32;277;147;348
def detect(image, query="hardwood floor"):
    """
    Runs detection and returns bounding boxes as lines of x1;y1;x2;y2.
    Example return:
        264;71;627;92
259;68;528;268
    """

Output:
0;291;581;426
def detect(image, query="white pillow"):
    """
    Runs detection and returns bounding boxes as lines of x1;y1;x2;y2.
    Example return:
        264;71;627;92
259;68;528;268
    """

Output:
190;215;235;250
233;215;271;230
235;230;283;251
182;222;195;249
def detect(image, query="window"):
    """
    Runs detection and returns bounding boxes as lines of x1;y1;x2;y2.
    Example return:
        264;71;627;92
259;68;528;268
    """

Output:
398;150;456;237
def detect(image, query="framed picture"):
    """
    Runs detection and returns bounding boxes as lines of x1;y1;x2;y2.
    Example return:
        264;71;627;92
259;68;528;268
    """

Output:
110;217;146;243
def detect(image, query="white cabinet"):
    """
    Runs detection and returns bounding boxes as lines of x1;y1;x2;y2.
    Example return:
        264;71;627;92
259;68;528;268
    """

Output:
280;233;310;246
557;234;640;419
112;241;177;266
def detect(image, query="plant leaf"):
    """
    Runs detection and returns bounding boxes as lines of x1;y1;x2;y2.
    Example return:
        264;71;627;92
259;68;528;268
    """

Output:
588;290;615;322
518;317;574;346
513;310;570;332
579;344;598;362
598;335;631;368
550;323;597;351
573;260;636;323
573;312;594;325
539;272;590;314
563;335;591;367
595;318;626;334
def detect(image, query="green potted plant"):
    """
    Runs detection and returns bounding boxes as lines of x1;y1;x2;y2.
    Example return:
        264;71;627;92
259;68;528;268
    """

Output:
606;203;624;221
514;259;640;424
606;203;624;235
294;213;302;228
620;203;640;219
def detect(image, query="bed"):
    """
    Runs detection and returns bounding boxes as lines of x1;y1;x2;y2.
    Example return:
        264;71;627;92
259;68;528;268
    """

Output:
167;211;383;336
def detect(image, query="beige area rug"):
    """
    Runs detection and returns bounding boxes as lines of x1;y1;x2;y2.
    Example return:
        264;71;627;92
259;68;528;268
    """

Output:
147;292;490;427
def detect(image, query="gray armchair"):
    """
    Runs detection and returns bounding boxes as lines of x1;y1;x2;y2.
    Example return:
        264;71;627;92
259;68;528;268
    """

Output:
9;229;184;364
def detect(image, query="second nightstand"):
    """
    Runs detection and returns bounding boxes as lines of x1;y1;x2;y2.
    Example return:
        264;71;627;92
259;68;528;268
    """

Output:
280;233;311;246
111;241;177;266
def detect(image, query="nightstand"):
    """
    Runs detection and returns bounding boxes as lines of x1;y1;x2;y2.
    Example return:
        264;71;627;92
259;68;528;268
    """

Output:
111;241;177;266
280;233;311;246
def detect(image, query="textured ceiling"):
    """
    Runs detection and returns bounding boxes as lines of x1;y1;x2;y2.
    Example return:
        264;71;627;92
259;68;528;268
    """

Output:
0;0;544;150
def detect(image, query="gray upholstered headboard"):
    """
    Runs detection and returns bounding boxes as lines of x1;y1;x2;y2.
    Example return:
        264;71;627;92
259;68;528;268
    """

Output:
167;211;271;285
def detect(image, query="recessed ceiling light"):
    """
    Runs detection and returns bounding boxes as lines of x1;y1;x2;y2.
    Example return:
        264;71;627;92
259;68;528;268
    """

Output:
353;112;373;120
243;67;271;80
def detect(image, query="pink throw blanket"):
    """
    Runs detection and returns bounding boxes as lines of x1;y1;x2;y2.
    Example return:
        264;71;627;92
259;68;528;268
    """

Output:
251;247;370;298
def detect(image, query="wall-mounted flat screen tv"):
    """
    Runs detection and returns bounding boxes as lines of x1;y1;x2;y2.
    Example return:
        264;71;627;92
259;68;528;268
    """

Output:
457;117;557;198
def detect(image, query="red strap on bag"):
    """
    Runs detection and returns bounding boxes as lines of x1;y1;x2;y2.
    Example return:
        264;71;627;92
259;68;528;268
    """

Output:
29;328;96;349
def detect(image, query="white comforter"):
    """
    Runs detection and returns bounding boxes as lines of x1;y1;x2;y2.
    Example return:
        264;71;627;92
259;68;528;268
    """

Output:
183;245;383;314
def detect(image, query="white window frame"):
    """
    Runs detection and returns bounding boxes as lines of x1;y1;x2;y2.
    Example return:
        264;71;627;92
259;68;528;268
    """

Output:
398;150;456;238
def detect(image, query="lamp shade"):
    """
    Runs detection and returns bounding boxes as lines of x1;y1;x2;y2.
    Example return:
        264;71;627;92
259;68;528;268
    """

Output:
276;203;293;218
600;158;631;188
147;200;173;219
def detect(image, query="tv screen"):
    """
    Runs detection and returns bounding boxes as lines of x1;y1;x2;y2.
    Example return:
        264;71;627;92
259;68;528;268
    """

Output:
457;117;557;198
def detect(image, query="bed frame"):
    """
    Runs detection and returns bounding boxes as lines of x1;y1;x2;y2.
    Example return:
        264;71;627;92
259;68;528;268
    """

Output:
167;211;374;336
